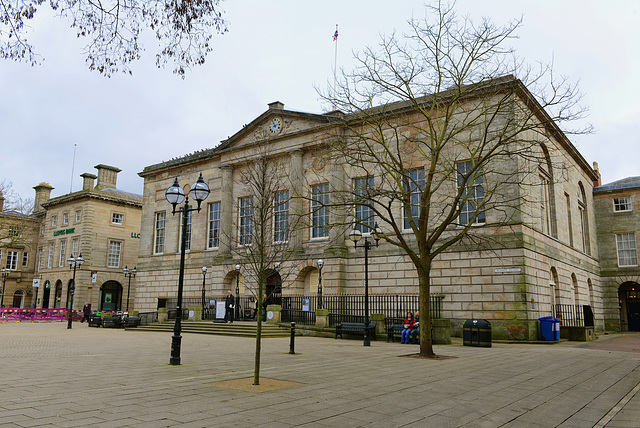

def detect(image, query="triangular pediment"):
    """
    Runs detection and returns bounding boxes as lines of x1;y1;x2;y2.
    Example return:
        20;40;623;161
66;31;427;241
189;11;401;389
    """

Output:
217;102;341;152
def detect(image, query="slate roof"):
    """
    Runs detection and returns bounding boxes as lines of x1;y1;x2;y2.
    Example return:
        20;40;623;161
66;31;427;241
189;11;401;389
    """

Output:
594;176;640;192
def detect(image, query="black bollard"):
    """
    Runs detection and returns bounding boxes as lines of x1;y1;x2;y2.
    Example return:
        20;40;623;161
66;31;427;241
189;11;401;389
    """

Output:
289;322;296;354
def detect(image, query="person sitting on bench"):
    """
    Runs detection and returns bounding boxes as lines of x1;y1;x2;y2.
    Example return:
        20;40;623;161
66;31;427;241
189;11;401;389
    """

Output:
401;311;415;344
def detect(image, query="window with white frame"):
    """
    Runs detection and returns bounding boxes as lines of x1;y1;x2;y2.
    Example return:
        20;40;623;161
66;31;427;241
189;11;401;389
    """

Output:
354;177;375;233
457;161;486;226
208;202;221;249
51;215;57;228
72;238;79;258
63;213;69;225
112;213;124;225
613;197;632;212
181;210;193;251
539;172;552;235
9;227;20;238
154;212;166;254
239;196;254;246
22;252;28;268
38;248;43;271
6;251;18;270
616;233;637;267
75;210;82;222
108;241;122;268
58;240;66;267
274;190;289;243
47;243;54;268
311;183;329;238
403;168;425;230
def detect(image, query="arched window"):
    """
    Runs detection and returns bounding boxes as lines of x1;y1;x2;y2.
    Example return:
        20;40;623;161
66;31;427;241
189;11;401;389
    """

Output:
550;267;560;310
587;278;593;305
539;144;557;237
578;182;591;255
12;290;25;308
571;273;579;306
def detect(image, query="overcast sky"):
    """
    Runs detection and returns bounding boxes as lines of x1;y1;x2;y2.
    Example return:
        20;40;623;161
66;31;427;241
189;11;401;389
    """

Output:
1;0;639;203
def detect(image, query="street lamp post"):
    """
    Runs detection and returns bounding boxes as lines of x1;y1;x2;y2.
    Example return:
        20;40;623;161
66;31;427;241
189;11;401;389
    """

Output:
1;268;9;308
201;267;207;318
165;173;210;366
123;265;136;312
349;223;382;346
317;259;324;309
235;264;240;321
67;253;84;329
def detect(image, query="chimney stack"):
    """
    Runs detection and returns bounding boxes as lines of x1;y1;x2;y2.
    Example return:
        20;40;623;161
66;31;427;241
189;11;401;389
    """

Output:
81;173;97;191
592;161;602;188
94;164;121;190
33;183;54;212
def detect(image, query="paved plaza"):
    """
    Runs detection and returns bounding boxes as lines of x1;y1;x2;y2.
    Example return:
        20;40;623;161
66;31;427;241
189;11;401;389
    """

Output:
1;322;639;428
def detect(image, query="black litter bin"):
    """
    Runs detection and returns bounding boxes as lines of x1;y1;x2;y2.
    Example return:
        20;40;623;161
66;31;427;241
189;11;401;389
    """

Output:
463;319;491;347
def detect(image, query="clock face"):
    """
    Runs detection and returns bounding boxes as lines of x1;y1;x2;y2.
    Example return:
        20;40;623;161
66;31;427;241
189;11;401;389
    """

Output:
269;117;282;134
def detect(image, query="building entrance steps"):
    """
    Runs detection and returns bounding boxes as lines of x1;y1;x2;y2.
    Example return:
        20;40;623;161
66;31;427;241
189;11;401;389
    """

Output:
126;320;293;338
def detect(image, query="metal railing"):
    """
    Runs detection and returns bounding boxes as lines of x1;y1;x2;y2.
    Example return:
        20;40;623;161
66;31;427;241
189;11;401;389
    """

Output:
552;304;594;327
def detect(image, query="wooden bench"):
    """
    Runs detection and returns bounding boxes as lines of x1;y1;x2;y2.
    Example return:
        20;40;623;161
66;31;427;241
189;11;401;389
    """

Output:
335;322;377;340
387;324;404;342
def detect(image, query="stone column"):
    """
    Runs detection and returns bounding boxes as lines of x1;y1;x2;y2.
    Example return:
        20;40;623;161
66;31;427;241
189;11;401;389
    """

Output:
289;150;304;252
328;154;347;249
219;166;234;256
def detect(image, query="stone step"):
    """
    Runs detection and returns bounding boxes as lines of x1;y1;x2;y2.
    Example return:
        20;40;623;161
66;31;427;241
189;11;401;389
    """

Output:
126;321;292;338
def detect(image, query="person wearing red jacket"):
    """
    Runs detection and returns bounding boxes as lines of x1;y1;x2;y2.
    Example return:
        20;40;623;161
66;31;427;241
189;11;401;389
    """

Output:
401;311;415;343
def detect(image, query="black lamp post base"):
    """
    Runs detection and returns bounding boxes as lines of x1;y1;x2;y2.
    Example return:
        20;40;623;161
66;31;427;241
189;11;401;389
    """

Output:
170;334;182;365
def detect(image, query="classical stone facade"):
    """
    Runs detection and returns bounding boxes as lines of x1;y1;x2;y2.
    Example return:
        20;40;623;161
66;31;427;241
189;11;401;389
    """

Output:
135;77;605;340
32;165;142;312
593;173;640;331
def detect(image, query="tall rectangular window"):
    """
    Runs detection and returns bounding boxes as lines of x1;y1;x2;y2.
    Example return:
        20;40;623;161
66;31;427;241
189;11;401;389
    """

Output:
75;210;82;222
613;197;632;212
58;240;66;267
6;251;18;270
403;168;425;230
457;161;486;226
51;215;57;228
208;202;221;249
47;243;54;268
616;233;637;267
354;177;375;233
311;183;329;238
22;252;28;268
539;173;552;235
154;212;166;254
38;248;43;271
182;211;193;251
72;238;79;257
274;190;289;243
239;196;254;246
63;213;69;225
565;193;574;247
108;241;122;268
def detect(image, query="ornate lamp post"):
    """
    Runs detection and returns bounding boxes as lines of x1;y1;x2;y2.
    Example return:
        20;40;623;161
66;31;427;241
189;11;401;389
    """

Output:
317;259;324;309
1;267;9;308
123;265;136;312
165;173;210;365
201;266;207;317
235;264;241;321
67;253;84;329
349;223;382;346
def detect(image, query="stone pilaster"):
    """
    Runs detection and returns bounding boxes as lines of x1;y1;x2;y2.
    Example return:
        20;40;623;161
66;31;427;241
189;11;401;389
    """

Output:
219;166;234;256
289;150;304;252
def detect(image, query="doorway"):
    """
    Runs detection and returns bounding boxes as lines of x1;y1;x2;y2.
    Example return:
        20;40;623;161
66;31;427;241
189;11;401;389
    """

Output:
54;280;62;308
100;281;123;311
42;281;51;308
619;282;640;332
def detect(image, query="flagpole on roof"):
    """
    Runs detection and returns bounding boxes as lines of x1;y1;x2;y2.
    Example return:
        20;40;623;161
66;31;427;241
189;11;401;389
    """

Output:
333;24;339;110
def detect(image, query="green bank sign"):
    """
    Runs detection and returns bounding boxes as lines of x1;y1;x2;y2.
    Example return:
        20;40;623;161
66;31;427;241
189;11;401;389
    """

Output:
53;228;75;237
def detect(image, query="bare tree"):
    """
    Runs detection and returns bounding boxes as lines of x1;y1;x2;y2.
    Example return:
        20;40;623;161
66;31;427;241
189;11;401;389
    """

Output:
320;1;591;358
0;181;36;250
231;147;302;385
0;0;227;77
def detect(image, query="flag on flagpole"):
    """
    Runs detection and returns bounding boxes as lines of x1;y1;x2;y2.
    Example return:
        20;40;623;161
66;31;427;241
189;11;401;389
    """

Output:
333;25;339;41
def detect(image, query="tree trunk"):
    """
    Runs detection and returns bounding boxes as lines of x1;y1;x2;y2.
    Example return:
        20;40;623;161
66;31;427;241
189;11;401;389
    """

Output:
253;279;264;385
418;265;435;357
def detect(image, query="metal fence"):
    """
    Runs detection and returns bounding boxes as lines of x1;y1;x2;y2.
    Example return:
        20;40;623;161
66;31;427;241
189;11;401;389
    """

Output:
282;294;444;327
552;304;594;327
165;293;443;326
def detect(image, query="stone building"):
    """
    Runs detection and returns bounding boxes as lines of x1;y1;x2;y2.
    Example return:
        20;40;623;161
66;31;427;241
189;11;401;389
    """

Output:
135;76;603;340
593;171;640;331
0;191;41;308
34;165;142;312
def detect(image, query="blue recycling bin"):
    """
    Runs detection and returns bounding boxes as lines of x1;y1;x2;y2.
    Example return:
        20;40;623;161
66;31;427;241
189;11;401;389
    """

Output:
539;316;561;341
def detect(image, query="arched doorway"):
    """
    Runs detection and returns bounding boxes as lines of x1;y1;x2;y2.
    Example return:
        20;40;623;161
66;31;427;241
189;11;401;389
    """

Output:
100;281;123;311
54;280;62;308
42;281;51;308
619;282;640;331
266;270;282;306
65;279;74;309
12;290;25;308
